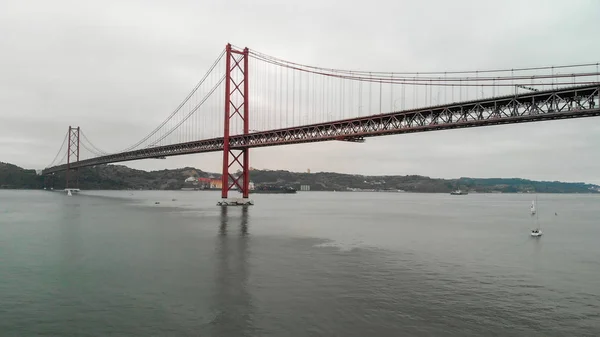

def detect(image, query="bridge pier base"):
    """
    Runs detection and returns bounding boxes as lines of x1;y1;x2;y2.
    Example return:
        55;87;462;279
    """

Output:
217;198;254;206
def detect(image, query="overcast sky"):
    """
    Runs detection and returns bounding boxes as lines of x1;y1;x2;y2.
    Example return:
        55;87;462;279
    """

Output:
1;0;600;183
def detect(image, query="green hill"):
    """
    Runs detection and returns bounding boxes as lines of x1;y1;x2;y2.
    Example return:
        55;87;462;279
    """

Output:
249;170;599;193
1;162;598;193
0;162;42;189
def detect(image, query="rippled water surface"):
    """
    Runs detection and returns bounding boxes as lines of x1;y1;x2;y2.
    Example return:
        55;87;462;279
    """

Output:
1;190;599;336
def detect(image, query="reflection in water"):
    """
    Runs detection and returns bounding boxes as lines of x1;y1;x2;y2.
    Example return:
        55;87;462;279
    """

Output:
219;206;249;236
57;196;84;322
211;206;254;336
219;207;228;236
532;236;543;255
59;196;83;265
240;206;249;236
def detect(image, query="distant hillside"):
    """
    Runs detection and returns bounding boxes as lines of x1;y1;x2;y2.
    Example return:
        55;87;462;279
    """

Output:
0;163;215;190
249;170;600;194
0;162;41;189
1;162;598;193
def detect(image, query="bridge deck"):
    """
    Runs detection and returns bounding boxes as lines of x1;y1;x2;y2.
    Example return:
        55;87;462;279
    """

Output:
43;84;599;175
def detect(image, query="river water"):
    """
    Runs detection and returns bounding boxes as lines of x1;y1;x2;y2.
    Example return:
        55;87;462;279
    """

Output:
1;190;599;336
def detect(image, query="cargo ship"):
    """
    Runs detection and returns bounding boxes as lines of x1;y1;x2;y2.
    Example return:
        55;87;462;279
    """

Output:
251;185;297;194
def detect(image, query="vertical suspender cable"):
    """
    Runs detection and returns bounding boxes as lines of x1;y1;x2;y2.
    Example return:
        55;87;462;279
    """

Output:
379;81;382;113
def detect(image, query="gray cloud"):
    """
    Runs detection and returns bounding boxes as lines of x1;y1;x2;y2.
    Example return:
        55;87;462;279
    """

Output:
1;0;600;183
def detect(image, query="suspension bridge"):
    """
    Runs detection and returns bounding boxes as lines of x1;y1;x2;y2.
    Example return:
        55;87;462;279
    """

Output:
42;44;600;205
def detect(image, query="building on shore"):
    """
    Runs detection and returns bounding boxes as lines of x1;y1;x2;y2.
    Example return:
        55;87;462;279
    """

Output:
210;179;222;189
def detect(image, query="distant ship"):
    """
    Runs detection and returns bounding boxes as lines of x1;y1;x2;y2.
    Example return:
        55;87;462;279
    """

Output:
450;189;468;195
251;185;297;194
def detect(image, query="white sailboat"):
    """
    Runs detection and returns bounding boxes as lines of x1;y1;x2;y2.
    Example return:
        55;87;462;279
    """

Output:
67;189;73;197
530;196;542;237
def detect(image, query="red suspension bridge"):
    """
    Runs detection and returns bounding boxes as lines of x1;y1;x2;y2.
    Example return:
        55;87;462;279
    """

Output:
42;44;600;205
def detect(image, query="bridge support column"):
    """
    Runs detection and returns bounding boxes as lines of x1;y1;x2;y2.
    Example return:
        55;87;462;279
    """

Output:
65;126;80;192
218;44;253;206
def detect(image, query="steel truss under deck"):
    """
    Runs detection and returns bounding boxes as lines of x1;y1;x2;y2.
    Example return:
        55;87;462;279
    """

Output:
43;84;600;175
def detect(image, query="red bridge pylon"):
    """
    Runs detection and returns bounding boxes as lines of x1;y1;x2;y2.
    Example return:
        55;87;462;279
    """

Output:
66;126;80;189
218;44;253;206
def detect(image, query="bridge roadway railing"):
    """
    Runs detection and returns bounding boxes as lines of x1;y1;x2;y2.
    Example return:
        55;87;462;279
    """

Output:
43;84;599;175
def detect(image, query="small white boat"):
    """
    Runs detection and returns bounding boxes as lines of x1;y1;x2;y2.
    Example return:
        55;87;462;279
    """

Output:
63;188;80;195
530;196;542;237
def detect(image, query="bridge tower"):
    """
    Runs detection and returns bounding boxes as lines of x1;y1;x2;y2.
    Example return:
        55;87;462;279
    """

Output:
66;126;80;189
219;44;253;206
